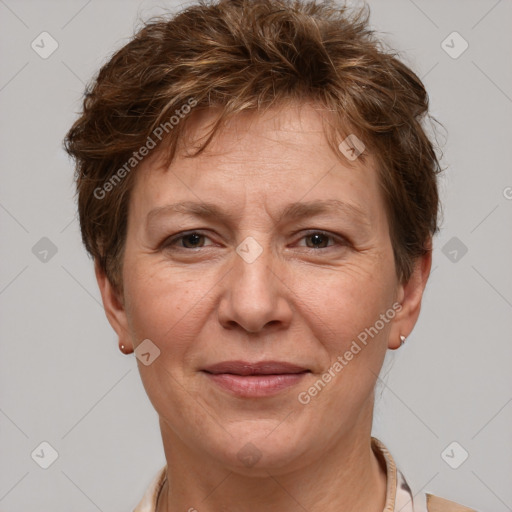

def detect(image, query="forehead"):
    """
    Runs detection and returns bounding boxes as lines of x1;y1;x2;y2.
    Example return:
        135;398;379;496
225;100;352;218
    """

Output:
130;103;386;229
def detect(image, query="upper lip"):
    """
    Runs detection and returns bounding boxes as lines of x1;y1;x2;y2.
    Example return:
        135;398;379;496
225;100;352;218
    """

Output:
202;360;310;376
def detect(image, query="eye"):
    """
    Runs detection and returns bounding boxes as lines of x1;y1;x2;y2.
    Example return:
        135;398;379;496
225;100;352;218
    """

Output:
164;231;213;249
296;231;345;249
162;230;347;252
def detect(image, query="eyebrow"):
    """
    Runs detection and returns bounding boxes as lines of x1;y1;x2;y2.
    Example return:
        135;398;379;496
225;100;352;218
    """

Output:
146;199;371;230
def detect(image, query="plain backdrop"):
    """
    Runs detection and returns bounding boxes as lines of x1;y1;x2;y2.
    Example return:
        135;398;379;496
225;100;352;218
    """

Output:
0;0;511;510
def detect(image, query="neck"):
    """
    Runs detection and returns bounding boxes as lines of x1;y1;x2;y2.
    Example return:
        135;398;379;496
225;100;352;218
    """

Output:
156;419;387;512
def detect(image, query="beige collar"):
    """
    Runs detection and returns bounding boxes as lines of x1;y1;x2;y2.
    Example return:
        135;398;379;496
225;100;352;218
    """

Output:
371;437;428;512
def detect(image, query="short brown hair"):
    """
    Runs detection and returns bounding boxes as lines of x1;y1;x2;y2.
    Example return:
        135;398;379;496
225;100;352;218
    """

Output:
64;0;443;293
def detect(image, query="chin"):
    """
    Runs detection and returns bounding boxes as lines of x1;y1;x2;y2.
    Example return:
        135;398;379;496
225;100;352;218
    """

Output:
208;426;310;476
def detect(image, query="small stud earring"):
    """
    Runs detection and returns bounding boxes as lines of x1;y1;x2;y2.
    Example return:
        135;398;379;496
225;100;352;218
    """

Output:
119;343;132;354
400;335;406;346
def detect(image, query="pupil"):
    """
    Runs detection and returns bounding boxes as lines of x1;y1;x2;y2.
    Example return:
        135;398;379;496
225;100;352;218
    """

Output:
310;233;326;248
184;233;202;247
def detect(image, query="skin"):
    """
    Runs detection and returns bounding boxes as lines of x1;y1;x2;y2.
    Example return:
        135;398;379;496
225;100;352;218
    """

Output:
96;102;431;512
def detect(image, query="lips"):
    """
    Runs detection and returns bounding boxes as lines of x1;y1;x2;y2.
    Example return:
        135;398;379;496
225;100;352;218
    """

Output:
202;361;311;397
202;360;310;376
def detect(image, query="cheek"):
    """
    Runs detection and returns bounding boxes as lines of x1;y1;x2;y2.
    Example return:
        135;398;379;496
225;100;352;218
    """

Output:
293;261;395;348
123;259;211;351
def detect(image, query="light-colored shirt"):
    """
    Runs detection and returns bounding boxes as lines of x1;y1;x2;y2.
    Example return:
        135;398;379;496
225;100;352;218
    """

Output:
133;437;476;512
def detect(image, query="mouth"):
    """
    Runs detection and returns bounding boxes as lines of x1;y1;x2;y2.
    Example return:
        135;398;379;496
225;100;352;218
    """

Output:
202;360;310;376
201;360;311;397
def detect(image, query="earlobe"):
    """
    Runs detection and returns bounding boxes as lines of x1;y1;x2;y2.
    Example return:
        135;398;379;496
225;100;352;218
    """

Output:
94;261;134;353
388;245;432;350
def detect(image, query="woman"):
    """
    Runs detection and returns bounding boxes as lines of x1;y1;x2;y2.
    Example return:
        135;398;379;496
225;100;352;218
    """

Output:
64;0;477;510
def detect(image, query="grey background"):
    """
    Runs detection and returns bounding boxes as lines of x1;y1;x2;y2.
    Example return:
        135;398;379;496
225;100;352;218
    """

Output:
0;0;511;510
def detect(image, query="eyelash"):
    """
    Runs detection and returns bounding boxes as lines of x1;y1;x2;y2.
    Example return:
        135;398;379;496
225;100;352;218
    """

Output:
162;230;348;251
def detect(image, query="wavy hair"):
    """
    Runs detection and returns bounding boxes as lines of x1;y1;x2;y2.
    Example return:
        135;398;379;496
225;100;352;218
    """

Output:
64;0;443;293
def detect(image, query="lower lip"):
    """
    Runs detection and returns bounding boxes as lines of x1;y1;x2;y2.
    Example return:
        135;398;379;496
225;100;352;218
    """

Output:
203;372;308;397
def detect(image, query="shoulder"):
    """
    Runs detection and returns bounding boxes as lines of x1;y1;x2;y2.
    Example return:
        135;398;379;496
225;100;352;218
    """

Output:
427;493;478;512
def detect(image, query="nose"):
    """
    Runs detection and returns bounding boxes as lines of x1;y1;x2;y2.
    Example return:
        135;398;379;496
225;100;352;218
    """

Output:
217;240;293;334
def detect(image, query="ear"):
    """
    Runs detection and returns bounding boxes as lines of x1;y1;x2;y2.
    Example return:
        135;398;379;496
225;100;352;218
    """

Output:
94;260;133;352
388;241;432;349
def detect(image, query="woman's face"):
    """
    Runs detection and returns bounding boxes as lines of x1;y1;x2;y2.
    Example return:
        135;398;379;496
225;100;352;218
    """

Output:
100;103;426;474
